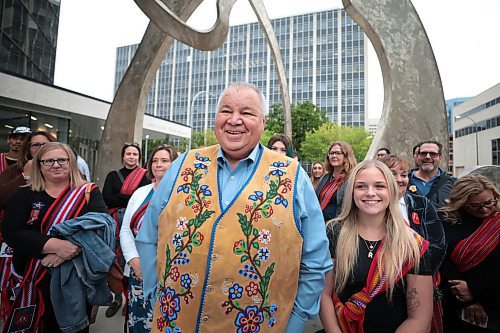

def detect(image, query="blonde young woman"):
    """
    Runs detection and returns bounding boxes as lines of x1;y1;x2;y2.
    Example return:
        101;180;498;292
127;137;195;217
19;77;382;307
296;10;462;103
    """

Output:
319;160;433;333
310;161;325;190
315;141;357;221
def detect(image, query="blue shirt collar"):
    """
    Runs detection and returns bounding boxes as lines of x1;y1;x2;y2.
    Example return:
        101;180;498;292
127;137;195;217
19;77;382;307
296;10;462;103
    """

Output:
217;143;263;168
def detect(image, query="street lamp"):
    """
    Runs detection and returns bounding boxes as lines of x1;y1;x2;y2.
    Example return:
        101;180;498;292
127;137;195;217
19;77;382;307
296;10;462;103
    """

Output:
455;115;479;166
144;134;150;165
188;91;217;150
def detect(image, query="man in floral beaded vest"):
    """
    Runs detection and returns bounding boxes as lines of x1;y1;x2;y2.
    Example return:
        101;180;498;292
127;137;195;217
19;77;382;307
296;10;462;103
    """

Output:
136;82;332;333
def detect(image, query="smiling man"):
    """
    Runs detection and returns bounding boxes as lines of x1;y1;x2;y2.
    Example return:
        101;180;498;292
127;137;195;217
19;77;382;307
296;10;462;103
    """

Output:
408;140;456;208
136;82;332;333
0;126;31;173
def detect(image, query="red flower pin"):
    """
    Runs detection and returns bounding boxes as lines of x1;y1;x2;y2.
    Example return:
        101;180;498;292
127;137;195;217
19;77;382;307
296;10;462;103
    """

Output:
411;212;421;225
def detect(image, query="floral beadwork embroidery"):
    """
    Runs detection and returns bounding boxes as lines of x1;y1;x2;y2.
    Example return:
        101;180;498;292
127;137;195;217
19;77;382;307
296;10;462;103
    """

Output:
222;160;293;330
157;152;216;332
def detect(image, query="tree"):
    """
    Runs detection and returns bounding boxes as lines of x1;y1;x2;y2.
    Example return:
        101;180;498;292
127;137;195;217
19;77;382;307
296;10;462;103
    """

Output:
259;130;274;147
191;129;218;149
300;123;372;163
265;102;329;151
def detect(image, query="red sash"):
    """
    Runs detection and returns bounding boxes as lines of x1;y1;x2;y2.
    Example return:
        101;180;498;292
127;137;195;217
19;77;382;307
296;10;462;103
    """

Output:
0;153;7;174
319;176;346;211
333;230;429;333
129;189;153;237
450;212;499;272
108;167;148;221
3;183;90;333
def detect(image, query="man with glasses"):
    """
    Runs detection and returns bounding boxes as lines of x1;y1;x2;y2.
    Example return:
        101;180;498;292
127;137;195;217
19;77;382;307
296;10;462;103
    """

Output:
0;127;31;173
408;140;456;208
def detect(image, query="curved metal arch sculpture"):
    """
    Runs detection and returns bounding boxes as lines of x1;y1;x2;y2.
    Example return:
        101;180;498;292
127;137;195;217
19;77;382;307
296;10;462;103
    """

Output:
342;0;448;164
95;0;449;184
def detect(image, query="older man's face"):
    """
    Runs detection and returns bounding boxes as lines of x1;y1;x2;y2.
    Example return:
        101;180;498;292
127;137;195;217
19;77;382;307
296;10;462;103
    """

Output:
215;86;266;166
415;143;442;174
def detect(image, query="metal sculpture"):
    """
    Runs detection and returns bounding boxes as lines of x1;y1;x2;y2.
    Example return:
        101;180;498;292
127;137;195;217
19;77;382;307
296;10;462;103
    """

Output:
342;0;449;165
95;0;292;184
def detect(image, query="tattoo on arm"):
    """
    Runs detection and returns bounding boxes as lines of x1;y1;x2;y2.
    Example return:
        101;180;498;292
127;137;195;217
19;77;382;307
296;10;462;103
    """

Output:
407;287;421;313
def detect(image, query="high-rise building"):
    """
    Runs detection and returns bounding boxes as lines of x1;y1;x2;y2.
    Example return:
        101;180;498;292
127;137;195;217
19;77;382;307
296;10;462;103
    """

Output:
0;0;60;84
115;8;367;134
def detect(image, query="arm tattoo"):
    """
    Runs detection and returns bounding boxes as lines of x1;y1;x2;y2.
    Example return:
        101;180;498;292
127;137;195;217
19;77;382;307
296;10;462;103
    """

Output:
407;287;421;313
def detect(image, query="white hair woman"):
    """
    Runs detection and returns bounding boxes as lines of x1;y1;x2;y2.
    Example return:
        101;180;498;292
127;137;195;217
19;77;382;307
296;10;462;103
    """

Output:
319;160;433;332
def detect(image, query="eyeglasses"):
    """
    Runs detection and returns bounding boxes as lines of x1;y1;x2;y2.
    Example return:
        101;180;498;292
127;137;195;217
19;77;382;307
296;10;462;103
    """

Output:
418;151;440;158
465;199;497;210
30;142;47;149
39;158;70;166
328;151;344;157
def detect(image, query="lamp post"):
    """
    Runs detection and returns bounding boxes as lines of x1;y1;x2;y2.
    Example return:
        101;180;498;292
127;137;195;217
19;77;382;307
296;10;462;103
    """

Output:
455;115;479;166
144;134;150;165
188;91;217;150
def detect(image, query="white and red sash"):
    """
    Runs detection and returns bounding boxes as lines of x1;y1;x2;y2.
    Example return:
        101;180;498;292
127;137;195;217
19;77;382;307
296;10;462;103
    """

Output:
451;212;499;272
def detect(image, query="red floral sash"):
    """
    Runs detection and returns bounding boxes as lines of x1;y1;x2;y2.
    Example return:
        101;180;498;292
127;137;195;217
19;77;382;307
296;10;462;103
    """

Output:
450;212;499;272
319;176;345;211
333;230;429;333
129;189;153;237
4;184;90;333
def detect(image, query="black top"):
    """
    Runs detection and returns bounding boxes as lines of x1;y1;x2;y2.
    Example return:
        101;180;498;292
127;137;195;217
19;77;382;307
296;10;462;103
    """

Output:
2;186;107;274
327;223;432;333
439;213;499;332
102;167;150;209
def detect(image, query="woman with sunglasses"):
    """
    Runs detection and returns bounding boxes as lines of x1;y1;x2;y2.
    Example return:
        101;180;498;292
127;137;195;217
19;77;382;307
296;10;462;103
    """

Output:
102;142;150;317
315;141;357;221
439;173;499;332
119;144;177;332
1;142;109;332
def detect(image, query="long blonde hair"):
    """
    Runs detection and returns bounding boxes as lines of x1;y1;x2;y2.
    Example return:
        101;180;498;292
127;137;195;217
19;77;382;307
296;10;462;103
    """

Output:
330;160;422;299
30;142;86;191
441;173;499;225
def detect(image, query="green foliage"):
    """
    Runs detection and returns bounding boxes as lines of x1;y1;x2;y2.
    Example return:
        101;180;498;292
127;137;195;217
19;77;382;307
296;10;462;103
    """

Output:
265;102;328;151
300;123;372;163
259;130;274;146
191;129;218;149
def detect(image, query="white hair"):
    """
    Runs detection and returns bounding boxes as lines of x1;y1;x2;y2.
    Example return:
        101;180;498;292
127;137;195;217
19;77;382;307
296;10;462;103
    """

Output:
216;82;269;116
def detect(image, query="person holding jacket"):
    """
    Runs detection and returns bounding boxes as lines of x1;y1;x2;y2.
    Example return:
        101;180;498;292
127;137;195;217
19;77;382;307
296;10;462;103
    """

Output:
120;144;178;332
2;142;108;332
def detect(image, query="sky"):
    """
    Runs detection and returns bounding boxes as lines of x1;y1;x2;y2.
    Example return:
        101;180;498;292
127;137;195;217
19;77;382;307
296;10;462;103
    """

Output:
54;0;500;119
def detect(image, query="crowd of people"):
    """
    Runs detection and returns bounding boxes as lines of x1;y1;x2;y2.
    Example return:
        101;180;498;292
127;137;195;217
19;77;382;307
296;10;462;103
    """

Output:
0;82;497;333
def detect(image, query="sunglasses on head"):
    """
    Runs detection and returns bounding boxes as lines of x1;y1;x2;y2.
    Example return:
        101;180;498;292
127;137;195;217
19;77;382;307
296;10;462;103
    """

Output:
123;142;140;148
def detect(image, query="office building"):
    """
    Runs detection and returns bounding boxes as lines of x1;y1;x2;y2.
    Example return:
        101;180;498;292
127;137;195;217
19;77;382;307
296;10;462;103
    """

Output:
453;83;500;175
0;0;60;84
115;8;367;133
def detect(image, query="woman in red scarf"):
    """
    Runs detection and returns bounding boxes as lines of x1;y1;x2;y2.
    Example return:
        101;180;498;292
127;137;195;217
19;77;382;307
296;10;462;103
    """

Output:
2;142;107;332
440;173;499;332
315;141;357;221
102;142;150;317
319;160;433;333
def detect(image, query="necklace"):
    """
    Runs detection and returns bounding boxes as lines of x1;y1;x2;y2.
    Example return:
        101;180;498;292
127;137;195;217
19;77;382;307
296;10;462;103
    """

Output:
363;239;380;258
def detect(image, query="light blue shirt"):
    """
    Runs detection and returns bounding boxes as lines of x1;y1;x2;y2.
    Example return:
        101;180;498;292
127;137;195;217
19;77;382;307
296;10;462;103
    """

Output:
136;144;332;333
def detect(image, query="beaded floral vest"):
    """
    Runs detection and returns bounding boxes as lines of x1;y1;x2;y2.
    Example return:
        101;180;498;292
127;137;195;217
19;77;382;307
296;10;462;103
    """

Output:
153;145;303;333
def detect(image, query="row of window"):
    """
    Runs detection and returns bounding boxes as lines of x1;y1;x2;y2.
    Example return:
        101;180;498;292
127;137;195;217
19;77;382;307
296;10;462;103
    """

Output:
455;115;500;138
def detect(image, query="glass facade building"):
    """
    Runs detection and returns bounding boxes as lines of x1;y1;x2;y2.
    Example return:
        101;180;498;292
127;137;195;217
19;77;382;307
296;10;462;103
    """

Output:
0;0;60;84
115;8;366;133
